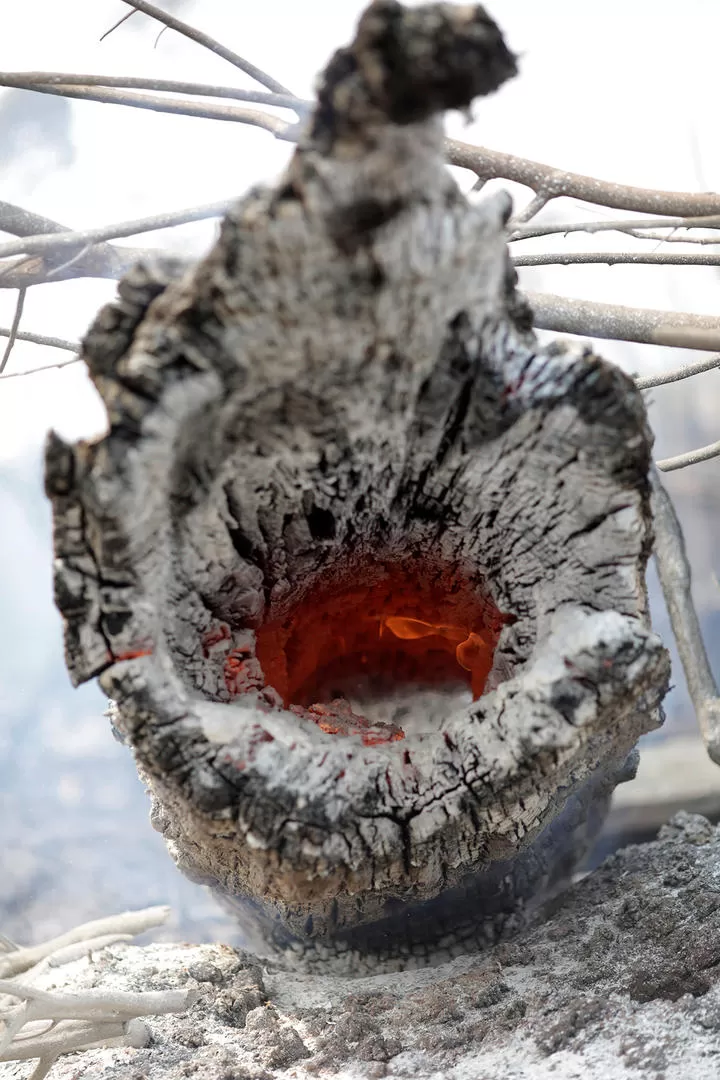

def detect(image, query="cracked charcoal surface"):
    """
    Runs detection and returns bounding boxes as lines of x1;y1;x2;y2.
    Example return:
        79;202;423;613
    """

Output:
4;814;720;1080
45;0;669;966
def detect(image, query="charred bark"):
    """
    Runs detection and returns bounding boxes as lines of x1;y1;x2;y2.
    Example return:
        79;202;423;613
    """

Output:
45;1;669;970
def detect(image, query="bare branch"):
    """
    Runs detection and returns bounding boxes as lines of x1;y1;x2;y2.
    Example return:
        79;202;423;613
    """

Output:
526;291;720;351
635;355;720;390
512;214;720;241
118;0;294;96
0;317;81;381
99;10;136;43
624;227;720;246
0;357;81;380
0;200;237;289
656;439;720;473
0;248;145;289
0;200;234;261
514;250;720;268
509;193;549;228
448;139;720;216
0;72;310;115
0;201;73;240
0;289;26;375
0;80;296;137
650;471;720;764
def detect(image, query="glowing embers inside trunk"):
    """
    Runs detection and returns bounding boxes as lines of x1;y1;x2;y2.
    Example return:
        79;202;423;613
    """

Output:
255;562;511;744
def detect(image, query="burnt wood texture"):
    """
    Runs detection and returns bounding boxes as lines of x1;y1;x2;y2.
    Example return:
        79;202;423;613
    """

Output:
45;1;669;970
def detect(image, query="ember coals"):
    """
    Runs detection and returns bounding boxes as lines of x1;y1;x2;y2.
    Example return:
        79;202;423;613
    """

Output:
290;697;405;747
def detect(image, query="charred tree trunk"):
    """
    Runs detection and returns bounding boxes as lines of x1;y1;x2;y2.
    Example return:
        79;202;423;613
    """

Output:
45;1;669;970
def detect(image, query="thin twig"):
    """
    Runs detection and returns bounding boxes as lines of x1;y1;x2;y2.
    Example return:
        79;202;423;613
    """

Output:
0;199;232;262
118;0;294;96
0;357;80;380
656;439;720;473
635;354;720;389
511;214;720;241
99;10;136;42
625;227;720;246
526;291;720;352
514;251;720;268
650;470;720;764
44;244;94;281
0;198;237;289
0;80;296;137
0;72;310;115
0;289;26;375
448;139;720;217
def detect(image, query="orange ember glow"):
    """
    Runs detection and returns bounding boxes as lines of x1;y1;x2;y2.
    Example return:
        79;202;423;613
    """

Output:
253;561;511;741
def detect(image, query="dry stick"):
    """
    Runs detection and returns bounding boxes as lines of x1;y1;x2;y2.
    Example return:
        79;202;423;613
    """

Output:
0;73;310;114
656;440;720;473
0;200;234;261
0;256;44;284
0;196;241;289
0;908;195;1077
0;201;73;240
0;200;180;288
448;138;720;216
514;250;720;268
0;198;237;290
0;250;145;289
509;192;549;227
0;983;196;1022
26;1056;56;1080
119;0;294;97
0;330;77;355
0;328;82;387
512;214;720;241
0;1021;127;1063
636;354;720;389
99;10;136;42
527;291;720;352
0;907;170;979
0;81;295;137
0;289;26;375
624;227;720;246
650;470;720;765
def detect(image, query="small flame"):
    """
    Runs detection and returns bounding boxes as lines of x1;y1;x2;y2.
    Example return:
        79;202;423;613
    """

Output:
455;631;487;672
381;616;489;678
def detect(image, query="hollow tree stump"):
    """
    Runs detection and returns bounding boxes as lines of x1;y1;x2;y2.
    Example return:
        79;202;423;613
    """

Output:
45;0;670;970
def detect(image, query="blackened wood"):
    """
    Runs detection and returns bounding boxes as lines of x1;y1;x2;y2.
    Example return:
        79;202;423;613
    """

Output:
45;1;669;969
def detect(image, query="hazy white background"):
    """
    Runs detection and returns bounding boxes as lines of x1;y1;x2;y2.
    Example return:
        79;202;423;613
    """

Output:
1;0;718;941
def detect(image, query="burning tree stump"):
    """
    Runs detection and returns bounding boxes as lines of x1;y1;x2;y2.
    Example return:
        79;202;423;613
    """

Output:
45;1;669;970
